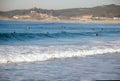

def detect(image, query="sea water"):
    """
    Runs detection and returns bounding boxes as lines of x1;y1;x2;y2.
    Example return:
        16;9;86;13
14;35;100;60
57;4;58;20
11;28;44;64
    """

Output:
0;20;120;81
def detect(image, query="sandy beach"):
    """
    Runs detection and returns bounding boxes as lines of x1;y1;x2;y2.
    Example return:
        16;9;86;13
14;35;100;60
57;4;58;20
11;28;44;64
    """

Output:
0;17;120;24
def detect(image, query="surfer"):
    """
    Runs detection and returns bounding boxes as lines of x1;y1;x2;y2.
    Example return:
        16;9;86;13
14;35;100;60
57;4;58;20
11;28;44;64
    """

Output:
96;33;99;36
13;30;16;34
27;26;30;29
46;32;49;35
101;28;103;30
28;27;30;29
61;26;66;29
7;60;11;64
14;31;16;34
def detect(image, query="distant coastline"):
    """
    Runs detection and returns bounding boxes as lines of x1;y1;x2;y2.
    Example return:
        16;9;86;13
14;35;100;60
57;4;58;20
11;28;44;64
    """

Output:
0;4;120;24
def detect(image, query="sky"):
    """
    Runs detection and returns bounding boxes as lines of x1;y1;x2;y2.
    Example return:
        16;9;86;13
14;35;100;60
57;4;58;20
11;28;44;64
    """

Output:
0;0;120;11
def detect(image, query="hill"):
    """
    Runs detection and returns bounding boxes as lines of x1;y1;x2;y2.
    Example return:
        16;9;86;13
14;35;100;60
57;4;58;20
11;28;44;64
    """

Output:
0;4;120;19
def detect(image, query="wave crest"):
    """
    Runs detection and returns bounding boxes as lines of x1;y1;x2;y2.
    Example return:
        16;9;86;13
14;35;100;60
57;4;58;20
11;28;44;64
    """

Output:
0;32;94;41
0;45;120;64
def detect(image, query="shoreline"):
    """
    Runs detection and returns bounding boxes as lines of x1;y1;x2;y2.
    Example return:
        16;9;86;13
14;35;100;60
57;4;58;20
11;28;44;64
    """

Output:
0;19;120;24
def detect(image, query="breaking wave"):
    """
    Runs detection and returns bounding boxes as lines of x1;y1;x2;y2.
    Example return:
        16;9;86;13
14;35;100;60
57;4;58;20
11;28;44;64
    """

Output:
0;45;120;64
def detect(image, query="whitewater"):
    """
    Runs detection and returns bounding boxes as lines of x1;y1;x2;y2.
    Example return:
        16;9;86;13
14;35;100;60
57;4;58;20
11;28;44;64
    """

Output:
0;20;120;81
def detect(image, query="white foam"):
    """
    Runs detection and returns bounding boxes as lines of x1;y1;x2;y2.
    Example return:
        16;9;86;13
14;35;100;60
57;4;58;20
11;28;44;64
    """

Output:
0;44;120;64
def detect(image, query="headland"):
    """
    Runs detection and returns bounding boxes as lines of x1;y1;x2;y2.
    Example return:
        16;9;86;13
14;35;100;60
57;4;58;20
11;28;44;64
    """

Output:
0;4;120;23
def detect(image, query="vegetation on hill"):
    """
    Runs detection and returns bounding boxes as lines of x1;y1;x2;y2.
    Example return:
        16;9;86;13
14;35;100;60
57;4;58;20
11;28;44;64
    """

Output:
0;4;120;18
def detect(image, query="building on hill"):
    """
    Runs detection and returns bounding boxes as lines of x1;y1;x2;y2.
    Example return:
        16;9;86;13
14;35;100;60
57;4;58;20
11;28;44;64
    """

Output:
81;14;93;19
70;14;93;21
13;15;30;19
13;11;49;20
39;13;49;18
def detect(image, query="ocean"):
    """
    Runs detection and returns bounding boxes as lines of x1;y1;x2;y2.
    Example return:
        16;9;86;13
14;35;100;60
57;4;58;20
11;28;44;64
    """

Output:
0;20;120;81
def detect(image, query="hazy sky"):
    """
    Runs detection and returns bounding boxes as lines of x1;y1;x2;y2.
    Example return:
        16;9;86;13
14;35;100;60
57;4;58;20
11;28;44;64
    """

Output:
0;0;120;11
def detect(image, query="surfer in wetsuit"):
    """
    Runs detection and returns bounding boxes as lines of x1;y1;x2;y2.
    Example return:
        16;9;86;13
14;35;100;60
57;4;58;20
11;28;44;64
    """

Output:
28;27;30;29
12;30;16;35
96;33;99;36
101;28;103;30
46;32;49;35
13;31;16;34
